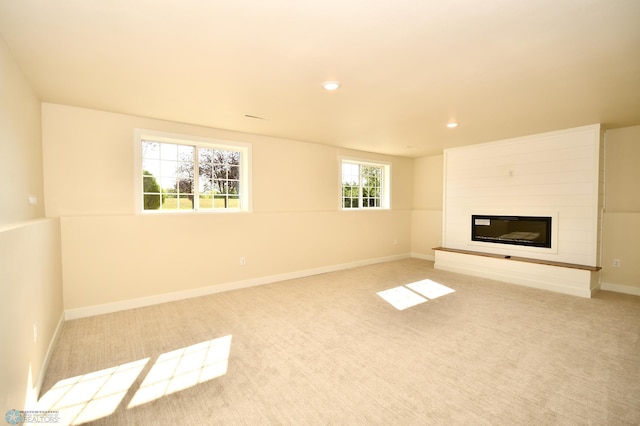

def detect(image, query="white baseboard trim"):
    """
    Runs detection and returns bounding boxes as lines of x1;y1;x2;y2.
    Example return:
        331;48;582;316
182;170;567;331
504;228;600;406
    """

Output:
65;253;412;320
32;312;65;406
600;282;640;297
410;252;435;261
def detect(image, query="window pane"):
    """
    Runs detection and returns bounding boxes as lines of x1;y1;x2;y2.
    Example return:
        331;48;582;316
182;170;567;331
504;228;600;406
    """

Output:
176;179;193;194
212;151;225;164
199;195;213;209
228;151;241;165
160;160;178;178
342;184;357;198
342;163;359;184
213;179;228;194
178;195;193;210
227;179;239;194
160;143;178;160
143;194;161;210
142;141;160;159
162;194;178;210
199;148;213;179
143;174;161;193
159;177;177;192
199;148;213;159
228;196;240;208
213;164;227;179
213;195;227;208
217;150;228;164
178;144;194;159
199;178;213;193
228;165;240;180
142;160;160;177
176;163;193;180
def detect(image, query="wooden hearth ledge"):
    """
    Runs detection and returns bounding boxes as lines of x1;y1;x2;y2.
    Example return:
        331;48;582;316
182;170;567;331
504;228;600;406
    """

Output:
433;247;601;271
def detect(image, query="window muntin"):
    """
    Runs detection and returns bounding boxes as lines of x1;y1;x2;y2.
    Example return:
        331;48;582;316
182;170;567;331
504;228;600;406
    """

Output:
341;159;389;209
137;130;249;213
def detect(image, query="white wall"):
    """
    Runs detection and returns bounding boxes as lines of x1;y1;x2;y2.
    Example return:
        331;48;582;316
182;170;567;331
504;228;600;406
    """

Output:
0;220;63;409
0;40;44;224
411;154;443;259
42;104;414;316
601;126;640;295
442;124;602;266
0;36;63;412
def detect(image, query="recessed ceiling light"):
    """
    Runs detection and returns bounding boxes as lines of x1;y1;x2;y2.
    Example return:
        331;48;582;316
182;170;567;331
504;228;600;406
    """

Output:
447;122;459;128
322;81;341;91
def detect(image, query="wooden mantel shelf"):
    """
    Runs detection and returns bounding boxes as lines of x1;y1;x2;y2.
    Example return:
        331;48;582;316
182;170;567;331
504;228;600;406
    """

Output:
433;247;601;272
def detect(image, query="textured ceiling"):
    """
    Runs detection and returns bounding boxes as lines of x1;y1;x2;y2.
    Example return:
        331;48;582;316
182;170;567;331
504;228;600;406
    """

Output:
1;0;639;157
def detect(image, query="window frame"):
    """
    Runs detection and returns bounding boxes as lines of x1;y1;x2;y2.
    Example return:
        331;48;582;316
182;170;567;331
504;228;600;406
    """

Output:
134;129;252;214
340;157;391;210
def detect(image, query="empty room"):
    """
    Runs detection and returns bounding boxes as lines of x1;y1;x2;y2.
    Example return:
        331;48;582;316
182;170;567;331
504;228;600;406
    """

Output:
1;1;639;425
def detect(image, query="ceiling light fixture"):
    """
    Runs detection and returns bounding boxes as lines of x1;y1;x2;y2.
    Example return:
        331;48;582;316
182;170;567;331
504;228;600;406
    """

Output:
447;122;459;128
322;81;341;91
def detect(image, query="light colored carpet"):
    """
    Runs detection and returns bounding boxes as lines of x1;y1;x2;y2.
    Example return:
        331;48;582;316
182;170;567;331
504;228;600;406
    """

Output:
39;259;640;425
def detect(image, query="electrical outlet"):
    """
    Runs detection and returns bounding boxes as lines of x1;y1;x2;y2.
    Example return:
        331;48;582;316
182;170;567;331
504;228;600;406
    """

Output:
240;257;246;266
33;322;38;343
613;259;621;268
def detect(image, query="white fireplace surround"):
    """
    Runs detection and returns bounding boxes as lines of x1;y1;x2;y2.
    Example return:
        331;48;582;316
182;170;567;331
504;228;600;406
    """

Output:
434;248;599;298
436;124;602;297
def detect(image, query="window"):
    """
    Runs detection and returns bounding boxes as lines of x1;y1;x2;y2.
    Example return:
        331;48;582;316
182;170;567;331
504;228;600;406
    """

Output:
135;130;250;213
341;159;390;209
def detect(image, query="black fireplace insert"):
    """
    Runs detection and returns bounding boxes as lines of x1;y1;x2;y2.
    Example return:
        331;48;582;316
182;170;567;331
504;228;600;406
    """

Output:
471;215;552;248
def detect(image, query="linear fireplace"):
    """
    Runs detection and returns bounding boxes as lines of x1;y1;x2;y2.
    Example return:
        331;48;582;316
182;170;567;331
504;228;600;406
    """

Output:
471;215;552;248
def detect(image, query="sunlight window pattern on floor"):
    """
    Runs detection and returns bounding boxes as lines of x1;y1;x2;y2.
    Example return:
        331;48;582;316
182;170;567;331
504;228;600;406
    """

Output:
37;359;149;424
377;279;455;310
128;335;232;408
37;335;232;425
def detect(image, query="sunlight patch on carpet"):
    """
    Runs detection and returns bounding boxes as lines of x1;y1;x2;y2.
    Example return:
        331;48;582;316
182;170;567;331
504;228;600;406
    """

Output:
128;335;232;408
377;286;428;310
378;280;455;310
406;279;456;300
36;335;232;424
37;358;149;424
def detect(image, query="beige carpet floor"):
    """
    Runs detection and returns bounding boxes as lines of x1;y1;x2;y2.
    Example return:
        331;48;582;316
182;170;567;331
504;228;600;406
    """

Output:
39;259;640;425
